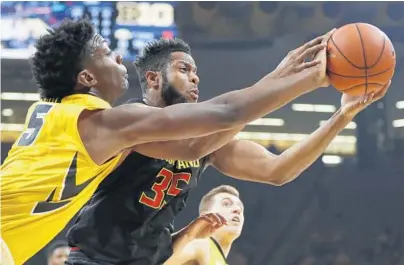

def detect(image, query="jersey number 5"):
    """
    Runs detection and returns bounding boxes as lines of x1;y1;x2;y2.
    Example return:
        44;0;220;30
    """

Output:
17;104;53;146
139;168;191;209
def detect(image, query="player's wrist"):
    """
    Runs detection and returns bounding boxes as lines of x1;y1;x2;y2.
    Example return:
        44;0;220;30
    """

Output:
176;225;197;241
300;67;323;91
337;107;356;122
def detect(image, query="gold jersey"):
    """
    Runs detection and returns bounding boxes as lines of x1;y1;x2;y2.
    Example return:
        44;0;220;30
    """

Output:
209;238;228;265
1;94;123;265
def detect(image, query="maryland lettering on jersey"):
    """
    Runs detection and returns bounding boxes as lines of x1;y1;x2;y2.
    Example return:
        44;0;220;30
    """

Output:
139;159;201;209
164;159;201;169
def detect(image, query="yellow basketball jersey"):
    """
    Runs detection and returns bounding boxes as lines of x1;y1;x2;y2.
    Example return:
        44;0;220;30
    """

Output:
1;94;123;265
209;238;228;265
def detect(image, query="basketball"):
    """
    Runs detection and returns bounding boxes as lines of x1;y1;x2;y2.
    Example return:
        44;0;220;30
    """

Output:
327;23;396;96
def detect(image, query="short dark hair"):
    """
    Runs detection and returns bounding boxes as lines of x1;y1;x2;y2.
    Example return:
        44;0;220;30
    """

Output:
31;19;95;100
46;240;68;258
199;185;240;214
134;38;191;94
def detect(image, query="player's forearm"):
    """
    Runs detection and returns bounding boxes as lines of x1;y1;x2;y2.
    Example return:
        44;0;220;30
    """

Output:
269;108;352;185
207;67;318;126
165;230;193;265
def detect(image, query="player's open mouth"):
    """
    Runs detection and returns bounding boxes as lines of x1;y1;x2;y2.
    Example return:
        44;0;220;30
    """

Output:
232;216;240;223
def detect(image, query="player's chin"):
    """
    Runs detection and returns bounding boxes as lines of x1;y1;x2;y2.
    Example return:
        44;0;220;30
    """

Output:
186;96;198;103
225;225;242;235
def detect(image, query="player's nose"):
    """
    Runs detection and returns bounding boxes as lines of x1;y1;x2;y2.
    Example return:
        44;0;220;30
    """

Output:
232;207;241;215
190;72;200;86
116;53;123;65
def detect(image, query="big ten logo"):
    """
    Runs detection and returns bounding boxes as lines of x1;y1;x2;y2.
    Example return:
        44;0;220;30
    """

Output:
116;2;175;27
139;168;191;210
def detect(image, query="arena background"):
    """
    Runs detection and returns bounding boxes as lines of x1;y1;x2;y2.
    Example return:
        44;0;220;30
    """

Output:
1;2;404;265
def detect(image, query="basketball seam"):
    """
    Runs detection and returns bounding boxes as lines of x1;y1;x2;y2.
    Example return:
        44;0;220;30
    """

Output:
341;82;384;91
330;34;364;69
355;24;368;95
368;34;386;68
327;66;394;78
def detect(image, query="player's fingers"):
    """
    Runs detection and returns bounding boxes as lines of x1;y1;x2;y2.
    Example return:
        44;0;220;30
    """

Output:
217;213;228;225
373;80;391;101
203;214;218;225
322;28;337;44
311;28;336;60
297;44;327;62
296;59;321;71
211;213;227;226
295;35;324;55
204;213;222;226
211;213;226;226
363;92;375;104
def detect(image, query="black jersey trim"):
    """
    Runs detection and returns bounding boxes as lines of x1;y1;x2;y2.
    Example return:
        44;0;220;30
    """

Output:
210;237;227;263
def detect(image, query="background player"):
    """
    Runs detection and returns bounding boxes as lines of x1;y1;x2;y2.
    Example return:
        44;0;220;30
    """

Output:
165;185;243;265
66;30;390;265
1;18;332;265
46;241;70;265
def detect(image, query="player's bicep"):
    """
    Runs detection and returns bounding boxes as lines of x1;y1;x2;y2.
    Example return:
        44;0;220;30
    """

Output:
210;139;279;184
95;102;235;143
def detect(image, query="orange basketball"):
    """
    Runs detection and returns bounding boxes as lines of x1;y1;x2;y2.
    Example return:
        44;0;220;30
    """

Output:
327;23;396;96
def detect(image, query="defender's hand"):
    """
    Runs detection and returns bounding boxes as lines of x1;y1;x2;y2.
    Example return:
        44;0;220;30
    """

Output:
184;213;227;239
340;81;391;119
271;34;328;79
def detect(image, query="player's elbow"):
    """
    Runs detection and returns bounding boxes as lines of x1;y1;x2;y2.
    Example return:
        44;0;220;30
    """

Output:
266;176;291;186
262;164;298;186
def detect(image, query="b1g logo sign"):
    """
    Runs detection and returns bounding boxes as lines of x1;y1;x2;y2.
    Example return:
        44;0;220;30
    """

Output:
116;2;175;27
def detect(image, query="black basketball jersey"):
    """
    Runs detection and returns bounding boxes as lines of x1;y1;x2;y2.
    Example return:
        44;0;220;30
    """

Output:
66;100;209;265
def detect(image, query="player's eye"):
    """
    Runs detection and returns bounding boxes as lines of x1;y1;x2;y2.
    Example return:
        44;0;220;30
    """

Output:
222;200;231;206
179;67;188;72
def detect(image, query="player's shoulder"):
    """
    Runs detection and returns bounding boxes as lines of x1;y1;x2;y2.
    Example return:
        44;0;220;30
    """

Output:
188;238;211;253
193;239;211;264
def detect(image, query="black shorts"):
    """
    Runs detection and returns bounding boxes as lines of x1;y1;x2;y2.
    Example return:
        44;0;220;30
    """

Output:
66;250;104;265
66;247;170;265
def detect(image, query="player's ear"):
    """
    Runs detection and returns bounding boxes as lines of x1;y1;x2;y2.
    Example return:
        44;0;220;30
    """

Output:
77;69;97;88
145;71;161;90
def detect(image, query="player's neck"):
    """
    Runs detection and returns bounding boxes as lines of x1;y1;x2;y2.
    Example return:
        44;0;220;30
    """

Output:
143;94;166;108
88;88;118;104
211;234;235;257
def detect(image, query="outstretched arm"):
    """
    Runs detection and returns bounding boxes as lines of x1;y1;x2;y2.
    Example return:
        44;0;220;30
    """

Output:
209;83;390;185
81;35;329;164
128;34;336;161
209;111;351;185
